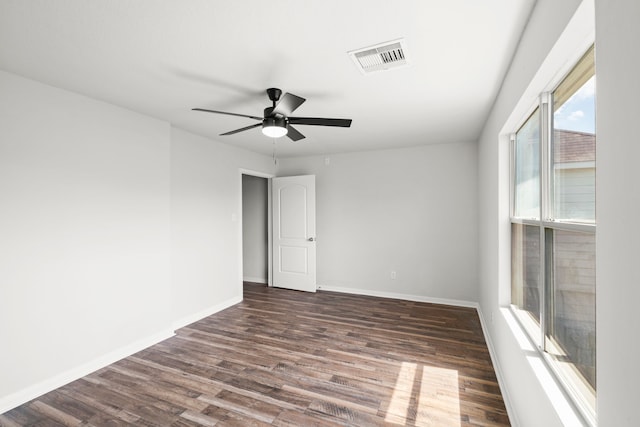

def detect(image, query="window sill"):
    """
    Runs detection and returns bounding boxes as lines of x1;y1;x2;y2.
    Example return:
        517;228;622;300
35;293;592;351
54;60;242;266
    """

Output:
501;307;595;426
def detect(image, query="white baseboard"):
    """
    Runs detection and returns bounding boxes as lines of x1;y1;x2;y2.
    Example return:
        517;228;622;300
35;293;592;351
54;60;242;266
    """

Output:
243;276;267;284
476;306;519;427
1;296;244;414
0;329;174;415
317;285;478;308
172;295;242;331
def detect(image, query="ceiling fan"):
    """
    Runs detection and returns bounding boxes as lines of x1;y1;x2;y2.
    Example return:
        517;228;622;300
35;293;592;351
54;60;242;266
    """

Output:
192;88;352;142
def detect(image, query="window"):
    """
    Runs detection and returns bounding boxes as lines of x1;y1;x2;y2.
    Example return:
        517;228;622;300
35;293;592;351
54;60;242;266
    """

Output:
510;46;596;423
514;109;540;219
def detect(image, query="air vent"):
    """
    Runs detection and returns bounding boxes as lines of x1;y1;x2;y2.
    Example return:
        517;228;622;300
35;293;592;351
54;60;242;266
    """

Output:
348;39;409;74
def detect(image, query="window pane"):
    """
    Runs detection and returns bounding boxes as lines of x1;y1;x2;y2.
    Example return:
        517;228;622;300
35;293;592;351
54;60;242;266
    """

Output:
545;229;596;401
553;46;596;222
514;109;540;219
511;224;541;336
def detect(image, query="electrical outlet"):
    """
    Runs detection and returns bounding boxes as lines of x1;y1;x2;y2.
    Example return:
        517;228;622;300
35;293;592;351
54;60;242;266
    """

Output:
390;271;397;280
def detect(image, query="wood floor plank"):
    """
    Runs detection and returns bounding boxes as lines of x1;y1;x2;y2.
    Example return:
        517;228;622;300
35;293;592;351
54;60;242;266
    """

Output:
28;400;84;426
272;409;346;427
2;283;510;426
0;415;22;427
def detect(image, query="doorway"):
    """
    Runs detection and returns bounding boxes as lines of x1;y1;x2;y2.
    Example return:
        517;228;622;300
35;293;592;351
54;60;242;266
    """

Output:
240;170;317;292
241;172;271;285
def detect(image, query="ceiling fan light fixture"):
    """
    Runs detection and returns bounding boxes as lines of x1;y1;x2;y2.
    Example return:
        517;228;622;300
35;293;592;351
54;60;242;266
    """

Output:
262;117;288;138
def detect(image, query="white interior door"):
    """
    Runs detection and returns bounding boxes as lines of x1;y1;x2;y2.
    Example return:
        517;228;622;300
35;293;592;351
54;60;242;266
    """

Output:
272;175;316;292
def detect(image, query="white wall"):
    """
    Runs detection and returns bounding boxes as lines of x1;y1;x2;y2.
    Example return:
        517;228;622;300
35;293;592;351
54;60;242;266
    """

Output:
594;1;640;425
242;175;268;283
277;142;478;304
0;70;173;409
170;128;274;328
475;0;624;425
0;69;275;412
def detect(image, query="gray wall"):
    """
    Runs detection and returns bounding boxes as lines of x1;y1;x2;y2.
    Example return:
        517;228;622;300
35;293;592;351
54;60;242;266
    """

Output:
277;142;479;304
170;128;274;327
242;175;268;283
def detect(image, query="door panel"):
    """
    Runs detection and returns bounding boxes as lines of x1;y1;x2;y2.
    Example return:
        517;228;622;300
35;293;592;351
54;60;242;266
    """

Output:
272;175;316;292
280;246;308;274
279;185;307;239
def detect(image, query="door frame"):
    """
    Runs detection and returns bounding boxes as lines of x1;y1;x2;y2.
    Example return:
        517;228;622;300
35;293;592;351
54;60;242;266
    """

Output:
239;168;275;292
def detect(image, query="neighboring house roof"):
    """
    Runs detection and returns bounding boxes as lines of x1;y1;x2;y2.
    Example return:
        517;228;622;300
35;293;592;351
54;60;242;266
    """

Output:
554;129;595;163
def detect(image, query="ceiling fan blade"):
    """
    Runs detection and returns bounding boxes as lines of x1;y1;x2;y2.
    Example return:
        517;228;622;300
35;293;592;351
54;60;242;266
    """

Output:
288;117;352;127
220;123;262;136
273;93;306;116
192;108;262;121
286;125;305;142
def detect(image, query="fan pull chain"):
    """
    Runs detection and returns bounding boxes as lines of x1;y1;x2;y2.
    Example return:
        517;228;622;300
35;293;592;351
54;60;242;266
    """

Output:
273;140;278;165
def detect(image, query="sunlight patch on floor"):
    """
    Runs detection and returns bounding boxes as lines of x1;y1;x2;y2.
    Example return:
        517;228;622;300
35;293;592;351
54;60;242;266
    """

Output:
384;362;418;425
415;365;461;426
384;362;461;426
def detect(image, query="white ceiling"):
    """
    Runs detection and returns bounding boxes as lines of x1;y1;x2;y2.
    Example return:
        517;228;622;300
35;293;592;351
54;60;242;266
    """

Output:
0;0;534;158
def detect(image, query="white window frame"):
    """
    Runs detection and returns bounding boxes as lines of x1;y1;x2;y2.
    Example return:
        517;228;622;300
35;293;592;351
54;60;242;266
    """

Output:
509;52;596;426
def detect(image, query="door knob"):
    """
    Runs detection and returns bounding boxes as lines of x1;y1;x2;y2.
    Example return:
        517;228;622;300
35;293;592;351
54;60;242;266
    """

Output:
308;237;315;242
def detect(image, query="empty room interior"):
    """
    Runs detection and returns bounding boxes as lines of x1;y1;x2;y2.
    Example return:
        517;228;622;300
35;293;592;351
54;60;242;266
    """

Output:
1;0;638;426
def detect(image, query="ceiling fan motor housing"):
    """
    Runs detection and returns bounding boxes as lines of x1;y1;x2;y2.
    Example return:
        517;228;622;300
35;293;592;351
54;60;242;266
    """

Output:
266;88;282;103
263;116;287;128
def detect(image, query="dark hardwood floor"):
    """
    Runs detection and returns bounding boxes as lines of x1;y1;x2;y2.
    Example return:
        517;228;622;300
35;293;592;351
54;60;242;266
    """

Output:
1;283;509;426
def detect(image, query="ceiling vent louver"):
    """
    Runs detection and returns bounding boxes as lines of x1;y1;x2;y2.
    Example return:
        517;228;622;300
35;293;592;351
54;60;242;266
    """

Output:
348;39;409;74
